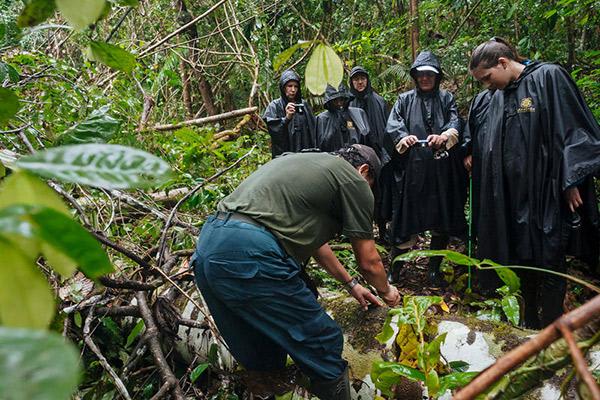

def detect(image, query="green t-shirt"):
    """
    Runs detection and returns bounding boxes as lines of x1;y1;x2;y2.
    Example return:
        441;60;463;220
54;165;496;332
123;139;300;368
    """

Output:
218;152;374;263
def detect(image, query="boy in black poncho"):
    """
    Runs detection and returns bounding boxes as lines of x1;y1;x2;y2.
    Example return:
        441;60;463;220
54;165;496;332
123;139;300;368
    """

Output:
316;83;373;152
384;50;467;287
469;37;600;329
263;70;316;158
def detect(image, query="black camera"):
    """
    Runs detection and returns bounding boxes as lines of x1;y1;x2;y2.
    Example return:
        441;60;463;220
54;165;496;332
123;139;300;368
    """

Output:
293;103;305;114
416;139;429;148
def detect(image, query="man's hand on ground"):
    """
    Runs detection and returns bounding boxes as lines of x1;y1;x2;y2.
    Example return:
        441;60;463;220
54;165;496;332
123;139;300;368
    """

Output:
379;285;400;307
349;284;383;310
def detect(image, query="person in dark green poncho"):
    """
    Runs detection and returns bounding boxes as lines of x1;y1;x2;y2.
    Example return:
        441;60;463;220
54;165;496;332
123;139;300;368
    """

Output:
191;145;400;400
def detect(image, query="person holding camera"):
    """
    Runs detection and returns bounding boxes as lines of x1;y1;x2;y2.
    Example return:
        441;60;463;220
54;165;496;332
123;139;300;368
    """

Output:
384;50;467;286
316;83;374;152
468;37;600;328
263;69;316;158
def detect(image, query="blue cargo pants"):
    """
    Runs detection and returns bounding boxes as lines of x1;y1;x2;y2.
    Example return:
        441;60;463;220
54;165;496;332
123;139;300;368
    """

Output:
191;212;347;381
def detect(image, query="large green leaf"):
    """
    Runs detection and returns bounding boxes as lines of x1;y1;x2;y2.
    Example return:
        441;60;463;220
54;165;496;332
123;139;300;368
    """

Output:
0;88;21;126
88;41;137;73
190;363;209;383
29;207;113;278
375;313;395;344
273;40;312;71
55;0;105;30
0;170;70;214
372;361;425;396
15;144;172;189
494;267;520;293
17;0;57;27
0;242;55;329
0;62;20;83
56;106;121;144
0;327;80;399
438;371;479;393
0;204;113;279
305;43;343;95
425;369;440;397
501;294;520;326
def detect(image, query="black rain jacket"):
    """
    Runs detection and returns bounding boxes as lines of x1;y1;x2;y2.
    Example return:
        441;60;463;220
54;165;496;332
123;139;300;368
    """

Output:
474;62;600;269
349;66;392;163
316;84;372;152
383;51;466;242
263;70;316;158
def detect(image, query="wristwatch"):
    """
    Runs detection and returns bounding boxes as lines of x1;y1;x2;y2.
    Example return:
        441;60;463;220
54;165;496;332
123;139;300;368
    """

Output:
345;278;359;292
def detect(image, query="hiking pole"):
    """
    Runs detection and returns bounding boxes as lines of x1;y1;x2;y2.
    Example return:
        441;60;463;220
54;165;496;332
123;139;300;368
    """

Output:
467;174;473;290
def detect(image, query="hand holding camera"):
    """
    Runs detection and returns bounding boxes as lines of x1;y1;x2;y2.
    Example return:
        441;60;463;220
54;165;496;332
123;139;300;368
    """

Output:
285;102;305;120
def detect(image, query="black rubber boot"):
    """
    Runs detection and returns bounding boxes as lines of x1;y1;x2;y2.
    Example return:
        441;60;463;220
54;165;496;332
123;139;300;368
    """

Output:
388;247;407;284
428;234;449;288
310;367;351;400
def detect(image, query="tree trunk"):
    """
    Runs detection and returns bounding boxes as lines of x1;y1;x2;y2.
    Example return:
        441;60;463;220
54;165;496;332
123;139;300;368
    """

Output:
409;0;419;61
179;60;193;118
174;0;218;116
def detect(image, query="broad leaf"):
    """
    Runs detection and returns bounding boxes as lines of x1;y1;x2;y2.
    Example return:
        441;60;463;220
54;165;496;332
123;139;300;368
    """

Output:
0;170;69;213
0;327;80;399
494;267;520;293
398;249;478;267
438;371;479;393
56;0;105;31
372;361;425;388
190;363;209;383
501;294;520;326
425;332;447;368
57;106;121;144
375;313;394;344
16;144;172;189
0;242;55;329
0;88;21;125
125;319;145;347
273;40;312;71
305;43;343;95
88;41;137;73
17;0;57;27
448;360;470;373
425;369;440;397
29;207;113;279
0;62;20;83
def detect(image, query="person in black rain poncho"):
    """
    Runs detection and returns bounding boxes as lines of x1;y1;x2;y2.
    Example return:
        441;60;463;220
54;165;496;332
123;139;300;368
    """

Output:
316;84;373;152
349;66;392;162
469;37;600;328
263;70;316;158
349;66;393;242
385;50;467;286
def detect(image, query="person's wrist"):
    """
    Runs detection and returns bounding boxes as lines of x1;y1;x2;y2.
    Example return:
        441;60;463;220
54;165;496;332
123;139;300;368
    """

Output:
344;277;359;293
377;283;392;296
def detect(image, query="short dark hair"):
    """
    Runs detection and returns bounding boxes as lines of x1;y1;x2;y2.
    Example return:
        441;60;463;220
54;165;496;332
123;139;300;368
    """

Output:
469;37;525;70
334;146;374;179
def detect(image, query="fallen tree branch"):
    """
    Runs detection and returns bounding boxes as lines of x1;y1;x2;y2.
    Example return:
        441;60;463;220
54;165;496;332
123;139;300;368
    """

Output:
155;145;256;267
454;294;600;399
136;291;185;400
557;322;600;400
148;106;257;131
91;230;152;269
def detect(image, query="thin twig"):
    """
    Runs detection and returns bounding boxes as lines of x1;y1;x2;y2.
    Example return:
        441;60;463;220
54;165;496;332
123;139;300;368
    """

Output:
557;322;600;400
155;145;256;267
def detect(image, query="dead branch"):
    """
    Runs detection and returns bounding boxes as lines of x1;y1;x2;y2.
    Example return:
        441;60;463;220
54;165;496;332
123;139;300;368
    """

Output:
557;322;600;400
84;306;133;400
148;106;257;132
136;291;185;400
155;145;256;267
91;230;153;269
454;294;600;400
212;113;253;145
99;276;161;291
139;0;227;57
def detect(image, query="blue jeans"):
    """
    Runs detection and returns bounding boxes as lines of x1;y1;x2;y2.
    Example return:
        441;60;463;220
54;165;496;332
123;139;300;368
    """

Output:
191;213;347;381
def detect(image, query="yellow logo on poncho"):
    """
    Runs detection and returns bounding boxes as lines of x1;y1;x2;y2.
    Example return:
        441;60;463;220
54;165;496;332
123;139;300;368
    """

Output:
518;97;536;113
